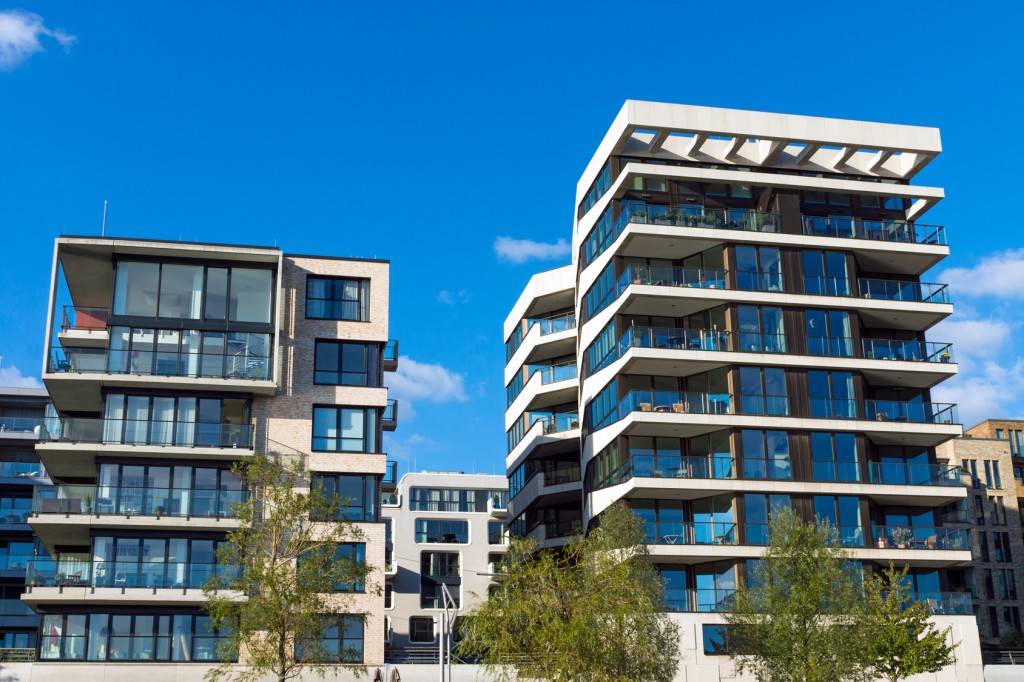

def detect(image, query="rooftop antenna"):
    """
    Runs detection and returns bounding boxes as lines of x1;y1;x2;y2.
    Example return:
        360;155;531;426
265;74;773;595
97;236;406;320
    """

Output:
101;200;108;236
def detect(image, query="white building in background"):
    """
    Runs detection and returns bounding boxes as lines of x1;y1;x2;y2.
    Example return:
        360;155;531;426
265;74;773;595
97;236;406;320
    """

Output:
504;100;983;680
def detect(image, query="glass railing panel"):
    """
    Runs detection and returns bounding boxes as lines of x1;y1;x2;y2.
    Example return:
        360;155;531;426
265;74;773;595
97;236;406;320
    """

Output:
737;270;785;293
0;462;47;479
737;394;789;417
60;306;110;332
742;457;793;481
619;390;732;417
915;592;972;615
859;279;951;304
865;401;958;424
536;363;577;385
0;417;44;433
382;400;397;422
862;339;954;363
624;265;728;290
803;275;852;297
48;347;272;380
811;461;861;483
746;523;864;547
384;340;399;363
39;417;254;449
870;526;969;550
809;398;858;419
802;216;947;246
537;313;576;336
736;331;787;354
867;462;963;487
807;336;854;357
623;326;731;353
383;461;398;485
26;559;239;589
33;485;246;517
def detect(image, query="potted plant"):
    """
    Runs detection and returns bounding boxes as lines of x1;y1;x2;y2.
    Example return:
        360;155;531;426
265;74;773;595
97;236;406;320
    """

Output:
632;327;647;346
698;213;721;228
940;351;952;363
890;526;914;548
630;209;647;223
154;505;165;516
81;495;93;514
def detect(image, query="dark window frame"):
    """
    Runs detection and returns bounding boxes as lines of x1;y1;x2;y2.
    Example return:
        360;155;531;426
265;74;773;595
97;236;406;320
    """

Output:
305;276;370;322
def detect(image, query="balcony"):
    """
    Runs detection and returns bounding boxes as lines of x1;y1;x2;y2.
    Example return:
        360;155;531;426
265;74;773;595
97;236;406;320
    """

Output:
865;400;958;425
862;339;954;363
664;587;736;613
383;340;399;372
33;485;245;518
25;558;239;590
488;492;509;517
870;526;970;551
382;399;398;431
58;306;110;348
802;215;946;246
867;462;963;487
506;312;577;362
41;416;254;449
382;460;398;491
647;521;738;546
859;279;950;304
0;462;48;483
507;411;579;454
0;417;44;436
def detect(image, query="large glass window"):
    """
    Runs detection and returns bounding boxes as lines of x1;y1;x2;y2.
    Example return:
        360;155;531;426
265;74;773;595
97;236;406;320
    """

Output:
89;536;231;588
744;494;792;544
313;341;381;386
103;394;250;448
312;407;379;453
39;613;232;661
297;616;363;663
735;246;783;292
112;262;272;323
741;430;791;481
802;250;850;296
306;276;370;321
738;367;788;416
814;496;863;546
808;371;856;419
804;309;852;357
106;326;270;379
420;552;461;609
415;519;469;544
737;305;786;353
811;432;859;482
312;474;379;522
409;488;507;513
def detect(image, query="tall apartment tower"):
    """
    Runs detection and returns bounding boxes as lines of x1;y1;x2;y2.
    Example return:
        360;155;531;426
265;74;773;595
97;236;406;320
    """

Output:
27;237;396;673
504;101;982;678
0;387;50;655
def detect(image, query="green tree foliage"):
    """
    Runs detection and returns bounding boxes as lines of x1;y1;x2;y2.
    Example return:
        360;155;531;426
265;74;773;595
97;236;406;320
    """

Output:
203;453;371;682
458;501;681;682
863;564;957;682
724;508;870;682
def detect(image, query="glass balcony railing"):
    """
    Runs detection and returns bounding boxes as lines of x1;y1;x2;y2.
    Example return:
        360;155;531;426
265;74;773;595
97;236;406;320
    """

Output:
802;215;947;246
620;205;781;234
60;306;110;332
26;559;239;589
619;390;733;418
647;521;738;546
538;312;576;336
383;340;399;367
862;339;954;363
47;347;272;380
664;587;736;613
542;517;582;539
0;462;47;480
737;270;786;293
0;417;44;434
40;416;255;449
859;279;951;304
870;526;970;550
806;335;856;357
913;592;973;615
507;411;580;453
598;455;736;490
746;523;864;547
382;400;398;424
865;400;958;424
535;362;577;385
802;275;853;297
33;485;245;518
622;326;731;353
624;264;728;290
383;461;398;486
867;462;964;487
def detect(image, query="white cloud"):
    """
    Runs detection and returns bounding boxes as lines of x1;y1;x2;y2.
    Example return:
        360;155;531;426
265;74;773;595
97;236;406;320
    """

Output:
940;248;1024;300
494;236;571;264
437;289;470;305
388;357;467;403
382;433;437;469
931;318;1012;361
437;290;453;305
0;365;43;388
0;10;75;72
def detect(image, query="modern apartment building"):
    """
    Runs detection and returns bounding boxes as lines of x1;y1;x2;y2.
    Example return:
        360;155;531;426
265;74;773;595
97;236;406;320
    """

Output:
937;420;1024;646
25;236;397;676
504;101;982;679
380;470;508;663
0;387;50;655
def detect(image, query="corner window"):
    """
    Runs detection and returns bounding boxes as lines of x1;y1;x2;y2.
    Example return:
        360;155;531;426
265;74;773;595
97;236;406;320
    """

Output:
312;407;378;453
306;277;369;321
314;341;381;386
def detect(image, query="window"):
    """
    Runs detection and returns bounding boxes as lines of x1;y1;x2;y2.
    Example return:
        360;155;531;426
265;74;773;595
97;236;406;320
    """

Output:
990;606;1000;639
312;474;378;521
332;544;365;592
313;341;381;386
384;584;393;609
488;521;506;545
39;613;233;661
802;250;850;296
92;536;229;588
735;246;783;292
738;367;788;416
422;552;460;578
745;493;792;544
999;569;1018;600
420;552;460;609
415;519;469;544
409;488;507;513
737;305;786;353
301;616;363;663
702;625;732;655
113;262;273;323
980;532;991;562
103;394;251;448
808;371;856;419
741;430;791;480
633;500;686;544
813;496;863;547
811;432;859;482
409;617;435;643
804;309;852;357
1004;607;1022;635
107;327;271;379
312;407;379;453
306;276;370;321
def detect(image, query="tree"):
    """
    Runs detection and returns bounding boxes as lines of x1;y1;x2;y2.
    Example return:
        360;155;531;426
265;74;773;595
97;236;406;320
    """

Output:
724;508;869;682
203;452;372;682
863;563;957;682
458;501;681;682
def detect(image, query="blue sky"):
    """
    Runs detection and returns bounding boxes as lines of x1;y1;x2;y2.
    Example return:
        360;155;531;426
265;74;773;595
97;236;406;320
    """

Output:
1;2;1023;475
